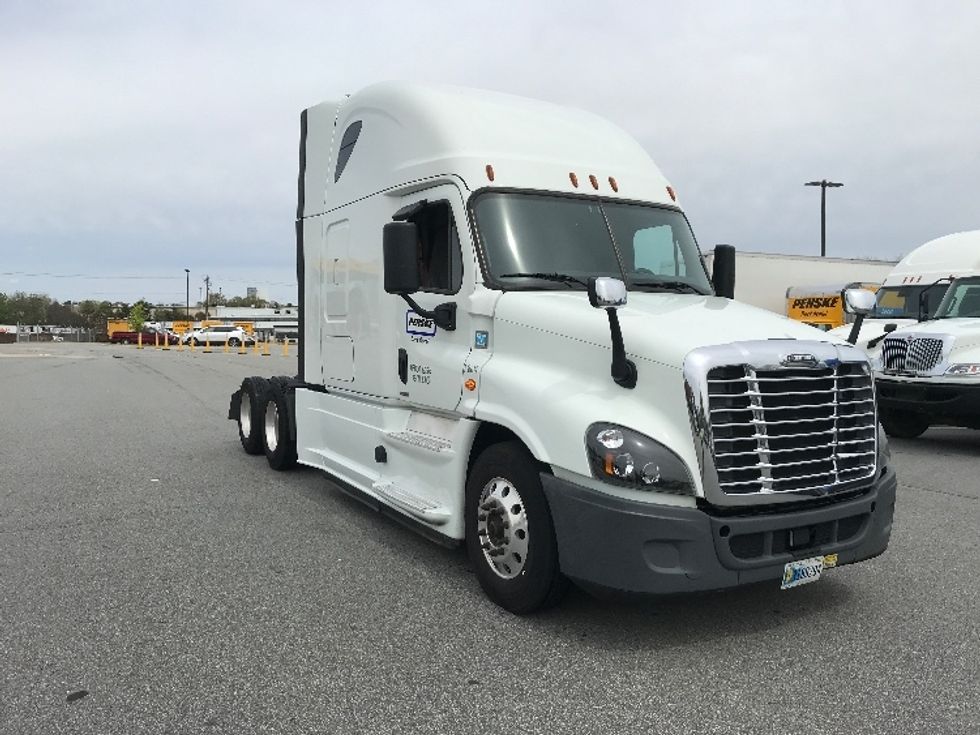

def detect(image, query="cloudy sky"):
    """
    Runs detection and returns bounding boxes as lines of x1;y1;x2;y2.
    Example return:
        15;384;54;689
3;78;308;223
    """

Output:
2;1;978;304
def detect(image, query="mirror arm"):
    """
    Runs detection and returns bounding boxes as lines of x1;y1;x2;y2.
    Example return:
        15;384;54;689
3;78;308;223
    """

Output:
399;294;456;331
606;308;637;389
846;314;866;345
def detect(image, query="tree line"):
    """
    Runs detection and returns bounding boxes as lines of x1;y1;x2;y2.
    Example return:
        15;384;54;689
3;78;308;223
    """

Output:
0;291;286;330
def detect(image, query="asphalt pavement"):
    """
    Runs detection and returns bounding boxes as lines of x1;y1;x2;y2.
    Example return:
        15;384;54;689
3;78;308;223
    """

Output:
1;342;977;734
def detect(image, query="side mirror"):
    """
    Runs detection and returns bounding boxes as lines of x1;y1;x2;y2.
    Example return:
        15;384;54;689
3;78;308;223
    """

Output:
867;323;897;350
587;277;627;308
843;288;876;315
711;244;736;299
383;222;420;295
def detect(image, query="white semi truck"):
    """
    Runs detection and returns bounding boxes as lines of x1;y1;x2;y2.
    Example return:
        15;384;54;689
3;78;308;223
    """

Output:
827;230;980;354
874;274;980;437
229;83;895;613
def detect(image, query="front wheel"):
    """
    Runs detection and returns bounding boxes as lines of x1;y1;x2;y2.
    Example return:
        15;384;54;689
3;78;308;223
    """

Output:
880;410;929;439
465;441;567;614
229;337;240;347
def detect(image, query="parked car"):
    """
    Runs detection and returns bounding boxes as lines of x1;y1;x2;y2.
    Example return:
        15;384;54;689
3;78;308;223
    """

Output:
109;328;178;345
183;325;255;346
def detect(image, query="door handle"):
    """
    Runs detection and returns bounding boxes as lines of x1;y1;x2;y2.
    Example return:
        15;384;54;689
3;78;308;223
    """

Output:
398;348;408;384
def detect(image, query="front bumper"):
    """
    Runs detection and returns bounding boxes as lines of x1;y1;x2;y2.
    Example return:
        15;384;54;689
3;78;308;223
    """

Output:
876;377;980;429
542;467;896;595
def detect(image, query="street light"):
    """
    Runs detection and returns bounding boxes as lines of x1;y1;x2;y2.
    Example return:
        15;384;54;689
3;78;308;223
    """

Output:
804;179;843;257
184;268;190;317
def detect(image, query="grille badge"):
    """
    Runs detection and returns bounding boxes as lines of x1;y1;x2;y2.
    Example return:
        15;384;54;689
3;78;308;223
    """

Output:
781;353;819;368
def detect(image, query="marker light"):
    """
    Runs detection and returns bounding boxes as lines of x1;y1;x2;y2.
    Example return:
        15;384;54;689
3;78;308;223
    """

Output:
589;174;599;190
464;378;477;391
946;364;980;376
666;186;676;201
485;164;495;182
569;172;579;188
608;176;619;192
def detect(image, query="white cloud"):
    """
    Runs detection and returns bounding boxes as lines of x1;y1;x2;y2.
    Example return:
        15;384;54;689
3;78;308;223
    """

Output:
1;0;978;300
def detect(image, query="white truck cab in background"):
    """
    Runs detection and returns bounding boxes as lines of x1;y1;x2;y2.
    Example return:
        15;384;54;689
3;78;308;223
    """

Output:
229;82;895;613
874;274;980;437
828;230;980;355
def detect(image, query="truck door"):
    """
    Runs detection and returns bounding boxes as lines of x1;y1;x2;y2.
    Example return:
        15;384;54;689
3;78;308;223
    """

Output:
393;185;473;413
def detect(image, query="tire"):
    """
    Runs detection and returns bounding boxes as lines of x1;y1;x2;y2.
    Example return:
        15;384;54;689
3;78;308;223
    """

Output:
237;377;269;454
193;338;201;346
880;410;929;439
465;441;568;614
121;338;130;345
229;338;240;347
262;387;297;471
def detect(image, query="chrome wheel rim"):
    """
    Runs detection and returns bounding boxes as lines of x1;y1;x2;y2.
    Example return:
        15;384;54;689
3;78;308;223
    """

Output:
264;400;279;452
240;391;252;437
477;477;529;579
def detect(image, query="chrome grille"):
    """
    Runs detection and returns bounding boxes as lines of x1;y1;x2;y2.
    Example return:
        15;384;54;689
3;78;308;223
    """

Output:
881;336;944;373
706;362;876;495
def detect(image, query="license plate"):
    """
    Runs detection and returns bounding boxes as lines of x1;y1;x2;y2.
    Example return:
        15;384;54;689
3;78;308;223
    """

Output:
781;556;825;589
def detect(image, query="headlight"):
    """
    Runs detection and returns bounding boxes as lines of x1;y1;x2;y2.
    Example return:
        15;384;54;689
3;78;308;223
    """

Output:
586;423;694;495
945;364;980;376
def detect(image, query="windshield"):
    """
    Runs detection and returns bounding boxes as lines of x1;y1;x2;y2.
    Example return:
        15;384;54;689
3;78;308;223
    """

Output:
471;192;712;294
871;284;947;320
934;277;980;318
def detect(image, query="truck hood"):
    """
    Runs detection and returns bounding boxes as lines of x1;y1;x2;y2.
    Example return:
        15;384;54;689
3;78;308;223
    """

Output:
886;318;980;353
826;318;918;356
494;291;833;368
891;318;980;340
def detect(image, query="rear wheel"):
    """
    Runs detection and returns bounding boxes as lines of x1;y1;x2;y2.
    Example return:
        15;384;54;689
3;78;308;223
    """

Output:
263;388;297;471
880;410;929;439
465;441;567;614
237;377;269;454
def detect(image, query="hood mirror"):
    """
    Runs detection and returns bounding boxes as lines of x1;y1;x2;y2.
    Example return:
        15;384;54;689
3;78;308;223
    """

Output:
843;288;876;345
843;288;876;315
588;277;627;308
588;277;636;389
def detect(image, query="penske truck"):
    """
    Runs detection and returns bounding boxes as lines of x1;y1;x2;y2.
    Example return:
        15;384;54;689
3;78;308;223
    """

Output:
228;82;895;613
785;282;881;331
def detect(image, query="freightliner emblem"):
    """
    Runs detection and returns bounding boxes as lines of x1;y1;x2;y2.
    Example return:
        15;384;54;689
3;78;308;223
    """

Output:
781;353;819;367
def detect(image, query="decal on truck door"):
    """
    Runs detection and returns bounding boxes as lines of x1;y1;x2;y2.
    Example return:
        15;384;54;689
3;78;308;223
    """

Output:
406;310;437;342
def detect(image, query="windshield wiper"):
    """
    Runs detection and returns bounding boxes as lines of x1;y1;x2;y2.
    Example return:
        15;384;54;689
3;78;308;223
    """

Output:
630;278;705;294
498;272;588;288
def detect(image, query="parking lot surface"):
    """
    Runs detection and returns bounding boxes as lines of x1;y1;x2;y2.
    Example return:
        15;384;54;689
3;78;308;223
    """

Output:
1;343;977;734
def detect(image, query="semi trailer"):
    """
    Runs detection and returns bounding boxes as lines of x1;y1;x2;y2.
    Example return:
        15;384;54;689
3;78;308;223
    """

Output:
228;82;895;613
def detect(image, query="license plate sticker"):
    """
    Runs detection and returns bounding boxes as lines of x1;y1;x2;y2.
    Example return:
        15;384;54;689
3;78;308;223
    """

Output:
781;556;825;590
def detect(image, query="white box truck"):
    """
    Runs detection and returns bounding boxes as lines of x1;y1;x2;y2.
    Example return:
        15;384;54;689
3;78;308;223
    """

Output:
874;274;980;437
827;230;980;354
229;83;895;613
700;250;894;315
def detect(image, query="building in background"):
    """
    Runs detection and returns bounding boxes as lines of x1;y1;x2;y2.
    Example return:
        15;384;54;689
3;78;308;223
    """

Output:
212;305;299;342
246;287;258;300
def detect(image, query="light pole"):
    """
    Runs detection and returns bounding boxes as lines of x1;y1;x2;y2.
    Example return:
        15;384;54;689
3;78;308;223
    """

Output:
804;179;843;257
184;268;190;318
